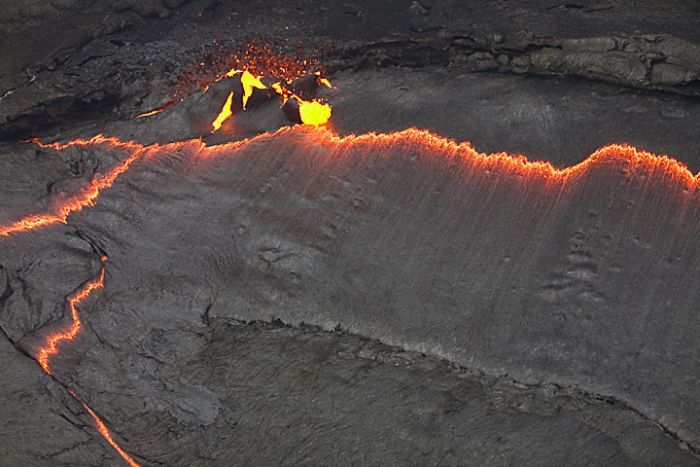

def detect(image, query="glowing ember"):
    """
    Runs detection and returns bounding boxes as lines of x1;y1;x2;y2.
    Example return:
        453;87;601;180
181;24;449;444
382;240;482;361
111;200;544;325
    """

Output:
159;42;322;106
212;91;235;132
298;100;332;126
221;43;321;84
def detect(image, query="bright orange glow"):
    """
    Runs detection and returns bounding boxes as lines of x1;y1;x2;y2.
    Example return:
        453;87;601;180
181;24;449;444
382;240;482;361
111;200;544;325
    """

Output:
240;70;267;109
271;82;291;104
298;100;332;126
68;389;140;467
136;109;163;118
135;101;173;119
314;72;333;89
37;256;106;374
0;136;146;237
34;258;139;466
3;126;696;245
212;91;234;132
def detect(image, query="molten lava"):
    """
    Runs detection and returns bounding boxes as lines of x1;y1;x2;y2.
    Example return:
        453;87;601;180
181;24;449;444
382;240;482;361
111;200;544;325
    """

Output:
212;91;234;132
2;126;697;244
33;256;140;466
38;256;106;374
135;101;173;119
315;72;333;89
239;70;267;109
298;100;332;126
215;68;333;126
0;136;147;237
70;388;140;467
3;47;699;467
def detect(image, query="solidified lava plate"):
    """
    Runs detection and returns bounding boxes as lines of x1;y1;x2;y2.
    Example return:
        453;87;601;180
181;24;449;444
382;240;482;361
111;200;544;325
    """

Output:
2;2;700;466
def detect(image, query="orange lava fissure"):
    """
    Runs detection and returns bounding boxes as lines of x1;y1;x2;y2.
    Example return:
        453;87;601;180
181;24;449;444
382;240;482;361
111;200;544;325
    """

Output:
2;52;699;467
34;256;140;466
2;127;699;242
68;388;140;467
37;257;106;374
0;136;147;237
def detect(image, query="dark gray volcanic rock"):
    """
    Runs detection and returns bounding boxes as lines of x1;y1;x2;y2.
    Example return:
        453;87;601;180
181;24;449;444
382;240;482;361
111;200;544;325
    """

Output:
1;0;699;138
0;336;109;466
2;117;700;463
328;70;700;169
1;1;700;466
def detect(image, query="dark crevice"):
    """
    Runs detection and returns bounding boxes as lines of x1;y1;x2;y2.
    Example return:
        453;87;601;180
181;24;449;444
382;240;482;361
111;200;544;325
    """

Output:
220;315;700;458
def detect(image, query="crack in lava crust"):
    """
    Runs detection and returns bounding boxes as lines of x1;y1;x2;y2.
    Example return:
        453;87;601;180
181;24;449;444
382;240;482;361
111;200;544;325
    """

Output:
1;125;698;466
37;256;107;375
1;136;148;237
34;256;140;466
68;387;140;467
2;126;699;240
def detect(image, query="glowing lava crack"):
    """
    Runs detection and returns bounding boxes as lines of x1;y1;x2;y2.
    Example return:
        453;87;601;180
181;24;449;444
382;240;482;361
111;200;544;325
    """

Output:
2;48;699;467
2;127;699;242
1;135;147;237
38;256;107;375
35;256;140;467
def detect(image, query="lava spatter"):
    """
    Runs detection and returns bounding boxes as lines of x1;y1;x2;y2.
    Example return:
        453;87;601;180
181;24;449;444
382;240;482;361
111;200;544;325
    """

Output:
298;100;332;126
219;68;333;125
239;70;267;109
